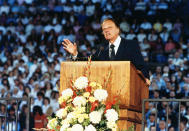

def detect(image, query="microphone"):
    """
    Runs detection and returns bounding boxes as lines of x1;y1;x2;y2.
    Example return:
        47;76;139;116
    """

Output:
109;47;112;57
97;46;104;57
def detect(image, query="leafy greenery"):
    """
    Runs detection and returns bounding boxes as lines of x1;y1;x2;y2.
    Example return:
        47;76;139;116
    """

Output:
96;103;106;111
66;106;73;112
94;119;108;131
119;125;135;131
70;119;78;125
76;90;84;95
86;102;91;114
82;118;90;126
112;104;120;114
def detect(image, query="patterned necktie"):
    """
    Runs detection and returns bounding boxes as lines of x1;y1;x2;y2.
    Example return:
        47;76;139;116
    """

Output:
110;44;115;60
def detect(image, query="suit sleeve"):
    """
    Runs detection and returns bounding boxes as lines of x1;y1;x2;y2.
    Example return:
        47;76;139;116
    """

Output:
71;48;100;61
130;40;149;79
92;47;103;61
71;52;89;61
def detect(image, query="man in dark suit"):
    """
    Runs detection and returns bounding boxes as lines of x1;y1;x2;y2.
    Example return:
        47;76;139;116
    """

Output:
62;18;150;83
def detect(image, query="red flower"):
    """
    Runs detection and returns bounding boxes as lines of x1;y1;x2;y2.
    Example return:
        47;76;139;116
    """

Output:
56;126;60;129
72;91;77;99
104;96;118;113
112;96;118;105
85;86;92;93
105;102;112;113
61;102;66;108
91;100;99;112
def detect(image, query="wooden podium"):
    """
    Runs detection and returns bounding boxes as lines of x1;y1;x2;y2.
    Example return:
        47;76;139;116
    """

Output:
60;61;149;130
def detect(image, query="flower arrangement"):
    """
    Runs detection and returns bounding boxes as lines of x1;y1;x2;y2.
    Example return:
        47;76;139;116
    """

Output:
47;76;119;131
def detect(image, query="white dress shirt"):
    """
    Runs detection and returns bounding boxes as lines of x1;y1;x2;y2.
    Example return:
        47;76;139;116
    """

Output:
109;36;121;57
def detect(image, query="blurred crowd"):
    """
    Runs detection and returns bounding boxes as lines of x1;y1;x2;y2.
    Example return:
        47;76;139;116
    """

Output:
0;0;189;130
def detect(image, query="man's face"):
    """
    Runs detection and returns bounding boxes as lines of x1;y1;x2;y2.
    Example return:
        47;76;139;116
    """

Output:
159;121;165;129
149;115;155;122
102;20;119;42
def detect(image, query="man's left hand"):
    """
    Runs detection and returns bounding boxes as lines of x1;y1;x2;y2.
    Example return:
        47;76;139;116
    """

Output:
145;78;151;86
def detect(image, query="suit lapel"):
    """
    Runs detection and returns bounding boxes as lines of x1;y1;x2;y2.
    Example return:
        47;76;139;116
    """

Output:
115;38;125;60
103;46;110;60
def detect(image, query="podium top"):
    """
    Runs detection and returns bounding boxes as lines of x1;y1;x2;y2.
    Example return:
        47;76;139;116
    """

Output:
61;61;146;84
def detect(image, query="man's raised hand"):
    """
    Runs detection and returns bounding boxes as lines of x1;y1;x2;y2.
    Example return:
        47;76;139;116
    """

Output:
62;39;78;56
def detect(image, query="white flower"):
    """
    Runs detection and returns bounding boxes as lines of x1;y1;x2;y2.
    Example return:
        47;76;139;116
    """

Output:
61;119;70;125
74;76;88;90
74;107;85;114
47;118;58;129
67;112;75;121
71;124;84;131
94;89;108;102
58;96;65;104
78;116;84;123
89;97;96;103
107;121;117;130
105;109;118;122
89;111;102;124
83;92;90;98
73;96;86;107
84;124;96;131
56;108;67;118
60;123;70;131
61;88;73;100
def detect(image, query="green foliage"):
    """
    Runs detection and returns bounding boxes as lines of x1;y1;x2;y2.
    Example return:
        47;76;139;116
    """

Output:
57;118;63;125
95;103;106;111
67;106;73;112
76;90;84;95
94;119;107;130
86;102;91;114
99;120;106;127
98;128;111;131
70;119;78;125
118;125;135;131
112;104;119;114
47;116;53;120
82;118;90;126
67;98;73;103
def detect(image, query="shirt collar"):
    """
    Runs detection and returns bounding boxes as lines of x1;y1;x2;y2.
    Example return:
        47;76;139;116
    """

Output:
109;36;121;47
109;36;121;55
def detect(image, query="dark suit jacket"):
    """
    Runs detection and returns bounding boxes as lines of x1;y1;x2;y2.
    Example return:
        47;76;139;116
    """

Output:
77;38;149;79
